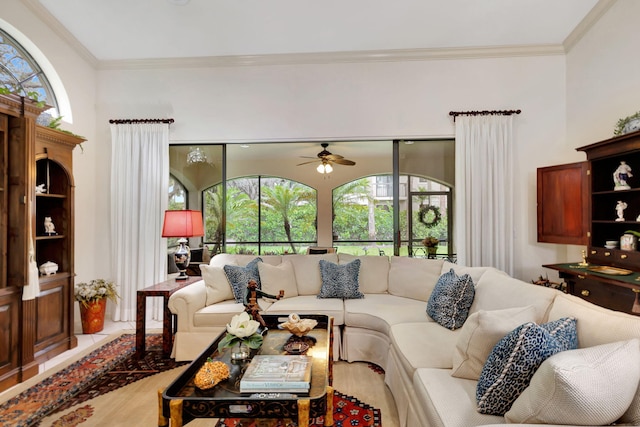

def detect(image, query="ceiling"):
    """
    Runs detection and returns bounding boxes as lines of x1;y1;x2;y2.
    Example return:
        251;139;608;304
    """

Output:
27;0;607;66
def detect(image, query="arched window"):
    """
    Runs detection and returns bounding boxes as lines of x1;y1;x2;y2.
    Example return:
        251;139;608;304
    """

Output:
203;176;317;255
0;28;59;117
333;174;453;258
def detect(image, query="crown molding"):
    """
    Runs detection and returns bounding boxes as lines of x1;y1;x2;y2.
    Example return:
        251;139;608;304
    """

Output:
563;0;617;52
21;0;99;68
98;44;565;71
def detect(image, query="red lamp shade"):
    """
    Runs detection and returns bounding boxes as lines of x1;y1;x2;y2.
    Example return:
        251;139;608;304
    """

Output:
161;210;204;238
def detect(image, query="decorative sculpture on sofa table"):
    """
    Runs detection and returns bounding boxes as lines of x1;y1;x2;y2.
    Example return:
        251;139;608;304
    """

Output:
243;280;284;328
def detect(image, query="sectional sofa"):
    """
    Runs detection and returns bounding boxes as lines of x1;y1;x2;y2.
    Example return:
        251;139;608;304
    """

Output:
168;253;640;426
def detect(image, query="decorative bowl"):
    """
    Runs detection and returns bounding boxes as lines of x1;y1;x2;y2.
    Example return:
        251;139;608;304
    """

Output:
279;314;317;337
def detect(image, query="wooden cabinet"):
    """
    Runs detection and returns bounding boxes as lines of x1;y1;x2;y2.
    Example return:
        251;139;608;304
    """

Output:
32;126;84;363
537;162;589;245
543;130;640;315
0;94;83;392
578;130;640;270
0;94;43;391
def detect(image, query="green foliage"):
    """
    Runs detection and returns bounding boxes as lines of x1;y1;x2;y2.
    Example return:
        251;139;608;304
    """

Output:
615;111;640;136
47;115;64;130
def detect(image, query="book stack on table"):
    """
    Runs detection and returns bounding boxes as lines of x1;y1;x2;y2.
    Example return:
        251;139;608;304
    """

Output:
239;355;312;393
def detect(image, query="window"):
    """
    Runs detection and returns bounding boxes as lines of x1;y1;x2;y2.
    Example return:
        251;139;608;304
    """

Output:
0;28;58;116
333;176;394;255
333;174;452;257
203;176;317;255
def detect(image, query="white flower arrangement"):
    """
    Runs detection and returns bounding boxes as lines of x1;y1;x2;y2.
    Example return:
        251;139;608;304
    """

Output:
74;279;119;308
217;312;263;352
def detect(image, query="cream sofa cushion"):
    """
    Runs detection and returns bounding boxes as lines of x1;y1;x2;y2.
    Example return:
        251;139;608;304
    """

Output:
209;253;238;267
414;368;504;427
202;263;235;305
441;261;494;285
505;339;640;425
451;305;537;380
338;254;389;294
344;294;432;334
258;260;298;298
471;269;556;320
287;254;338;296
388;256;444;302
233;254;282;266
548;292;640;348
390;322;461;373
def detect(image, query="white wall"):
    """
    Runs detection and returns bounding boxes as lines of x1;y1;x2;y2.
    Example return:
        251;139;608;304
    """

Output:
567;0;640;145
11;0;609;285
97;55;568;281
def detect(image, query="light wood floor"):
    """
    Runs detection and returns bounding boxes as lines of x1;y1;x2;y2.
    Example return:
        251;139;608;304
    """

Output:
3;319;401;426
332;360;400;427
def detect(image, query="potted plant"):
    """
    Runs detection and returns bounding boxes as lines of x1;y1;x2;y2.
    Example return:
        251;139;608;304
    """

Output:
74;279;119;334
614;111;640;136
422;236;440;256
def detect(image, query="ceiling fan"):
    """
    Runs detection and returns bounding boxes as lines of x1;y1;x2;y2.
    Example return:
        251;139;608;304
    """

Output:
297;143;356;174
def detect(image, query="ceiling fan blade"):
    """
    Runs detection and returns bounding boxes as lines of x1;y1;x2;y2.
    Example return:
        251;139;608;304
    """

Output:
297;159;321;166
332;158;356;166
299;156;318;159
324;153;344;161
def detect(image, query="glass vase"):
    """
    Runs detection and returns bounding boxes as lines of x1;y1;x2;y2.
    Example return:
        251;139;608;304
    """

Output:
230;341;250;361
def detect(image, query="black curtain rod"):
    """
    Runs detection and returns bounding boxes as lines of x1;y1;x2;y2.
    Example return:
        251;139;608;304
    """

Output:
449;109;521;121
109;118;174;124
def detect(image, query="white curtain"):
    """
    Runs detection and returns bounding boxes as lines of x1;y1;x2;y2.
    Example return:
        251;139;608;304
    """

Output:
454;115;514;275
110;123;169;321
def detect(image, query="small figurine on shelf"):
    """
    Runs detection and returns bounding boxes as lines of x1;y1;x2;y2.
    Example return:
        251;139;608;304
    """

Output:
35;183;46;194
614;161;633;190
578;249;589;267
44;216;57;235
616;201;628;222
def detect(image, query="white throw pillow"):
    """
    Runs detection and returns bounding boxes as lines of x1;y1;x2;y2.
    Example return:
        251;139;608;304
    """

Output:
258;261;298;299
202;264;235;305
505;339;640;425
451;306;537;380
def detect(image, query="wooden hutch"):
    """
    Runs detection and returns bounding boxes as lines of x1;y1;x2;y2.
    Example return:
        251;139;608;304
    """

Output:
0;94;84;392
539;130;640;315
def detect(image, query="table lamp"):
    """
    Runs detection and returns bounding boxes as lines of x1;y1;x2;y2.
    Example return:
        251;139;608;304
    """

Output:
162;210;204;280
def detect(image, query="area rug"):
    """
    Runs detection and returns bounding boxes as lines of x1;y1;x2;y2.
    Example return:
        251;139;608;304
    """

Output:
216;390;381;427
2;334;383;427
0;333;185;427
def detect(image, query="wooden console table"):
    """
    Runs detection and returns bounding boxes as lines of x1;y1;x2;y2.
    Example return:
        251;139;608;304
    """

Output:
544;263;640;315
136;275;201;358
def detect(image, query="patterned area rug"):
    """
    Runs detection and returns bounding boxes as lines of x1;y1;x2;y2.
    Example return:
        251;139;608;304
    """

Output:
216;390;382;427
0;333;186;427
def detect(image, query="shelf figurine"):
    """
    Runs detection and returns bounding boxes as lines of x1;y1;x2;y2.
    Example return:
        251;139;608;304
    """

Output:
616;201;628;222
44;216;57;235
35;183;46;194
614;161;633;190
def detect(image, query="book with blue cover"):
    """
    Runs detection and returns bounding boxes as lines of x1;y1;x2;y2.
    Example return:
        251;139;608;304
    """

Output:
239;355;312;393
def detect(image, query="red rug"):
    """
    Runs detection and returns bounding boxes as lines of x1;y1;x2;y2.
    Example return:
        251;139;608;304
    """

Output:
217;390;381;427
0;333;185;427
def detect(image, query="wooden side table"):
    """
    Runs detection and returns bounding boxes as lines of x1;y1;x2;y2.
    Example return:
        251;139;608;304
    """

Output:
136;275;201;358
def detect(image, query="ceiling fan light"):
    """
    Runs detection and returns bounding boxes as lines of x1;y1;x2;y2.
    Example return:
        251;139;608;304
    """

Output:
316;162;333;174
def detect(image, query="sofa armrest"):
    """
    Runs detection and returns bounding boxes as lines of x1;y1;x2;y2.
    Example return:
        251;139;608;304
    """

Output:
168;280;207;332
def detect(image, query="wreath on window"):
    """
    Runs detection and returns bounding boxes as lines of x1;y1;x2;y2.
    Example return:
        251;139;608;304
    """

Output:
418;204;441;228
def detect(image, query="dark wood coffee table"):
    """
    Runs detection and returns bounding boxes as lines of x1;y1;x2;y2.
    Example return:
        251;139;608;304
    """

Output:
159;314;334;427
